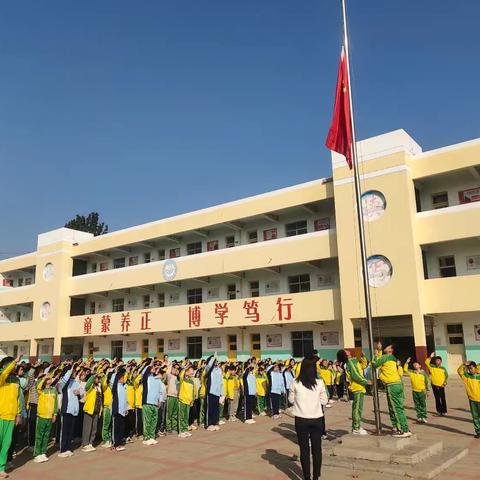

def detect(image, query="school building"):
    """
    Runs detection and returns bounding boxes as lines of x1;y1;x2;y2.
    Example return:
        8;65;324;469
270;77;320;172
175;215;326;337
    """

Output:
1;129;480;372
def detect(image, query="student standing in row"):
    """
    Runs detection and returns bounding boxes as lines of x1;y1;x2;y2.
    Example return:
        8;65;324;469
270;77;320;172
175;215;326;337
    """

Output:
205;353;224;431
81;373;103;452
457;361;480;438
403;358;429;423
425;352;448;416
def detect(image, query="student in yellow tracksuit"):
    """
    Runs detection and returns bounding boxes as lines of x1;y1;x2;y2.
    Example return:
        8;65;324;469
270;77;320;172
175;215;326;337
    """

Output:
318;359;335;405
82;374;104;451
425;352;448;416
101;373;113;448
372;345;411;437
33;374;58;462
457;362;480;438
255;367;268;415
225;366;241;421
0;355;22;478
403;358;429;423
133;371;143;437
178;365;196;438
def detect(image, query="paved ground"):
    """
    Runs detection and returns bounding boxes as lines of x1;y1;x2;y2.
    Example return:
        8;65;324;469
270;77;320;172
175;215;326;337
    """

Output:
6;379;480;480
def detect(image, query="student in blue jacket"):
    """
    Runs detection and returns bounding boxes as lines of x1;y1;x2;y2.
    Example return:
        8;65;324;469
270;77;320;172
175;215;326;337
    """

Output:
110;367;129;452
204;353;224;431
269;363;285;418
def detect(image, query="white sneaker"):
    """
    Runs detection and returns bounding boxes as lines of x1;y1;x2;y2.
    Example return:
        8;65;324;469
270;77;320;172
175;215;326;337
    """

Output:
273;414;281;420
150;439;158;444
352;428;368;435
218;420;226;425
82;444;96;452
213;425;220;431
185;432;192;437
142;440;152;445
322;435;328;440
178;432;189;438
325;404;332;408
58;451;73;458
423;419;428;424
328;399;336;404
114;446;125;451
259;411;267;416
245;419;256;424
101;441;112;448
189;424;198;431
33;456;44;463
206;425;217;431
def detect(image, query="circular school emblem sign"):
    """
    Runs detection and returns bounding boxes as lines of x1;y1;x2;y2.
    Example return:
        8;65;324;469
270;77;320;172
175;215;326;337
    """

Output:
367;255;393;288
162;259;177;281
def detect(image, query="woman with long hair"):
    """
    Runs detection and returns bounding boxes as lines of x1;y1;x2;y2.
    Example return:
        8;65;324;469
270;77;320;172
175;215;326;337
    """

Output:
288;356;328;480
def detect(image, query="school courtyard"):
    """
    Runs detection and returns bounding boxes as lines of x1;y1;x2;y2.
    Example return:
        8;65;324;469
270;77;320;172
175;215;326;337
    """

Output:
7;378;479;480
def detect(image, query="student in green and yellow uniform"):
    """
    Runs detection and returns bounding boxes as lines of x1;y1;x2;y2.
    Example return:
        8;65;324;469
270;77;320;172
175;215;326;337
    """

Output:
33;373;58;463
372;344;411;437
101;371;113;448
178;364;196;438
198;365;207;426
318;359;335;406
81;373;104;452
425;352;448;416
457;361;480;438
225;365;241;422
0;355;23;479
133;369;143;437
403;357;429;423
255;367;268;416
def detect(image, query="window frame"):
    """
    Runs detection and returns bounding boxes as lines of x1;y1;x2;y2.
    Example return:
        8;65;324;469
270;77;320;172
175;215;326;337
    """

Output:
286;220;308;237
288;274;311;293
187;288;203;304
187;336;203;359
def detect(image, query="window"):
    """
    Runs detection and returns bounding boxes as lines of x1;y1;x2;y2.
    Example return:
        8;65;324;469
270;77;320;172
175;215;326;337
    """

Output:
286;220;307;237
187;288;202;304
144;252;151;263
227;284;236;300
169;248;180;258
248;231;258;243
187;336;203;359
225;236;235;248
18;278;24;287
288;274;311;293
263;228;278;241
129;256;139;266
113;257;126;269
354;328;362;348
446;324;464;345
111;340;123;360
91;263;97;273
89;302;96;314
158;249;166;261
142;339;149;356
422;250;429;279
187;242;202;255
15;312;21;322
292;331;314;358
157;338;164;355
438;256;456;278
88;342;94;356
432;192;449;209
100;262;108;271
25;278;32;286
314;218;330;231
158;293;165;307
207;240;219;251
143;295;150;308
112;298;125;312
250;281;260;297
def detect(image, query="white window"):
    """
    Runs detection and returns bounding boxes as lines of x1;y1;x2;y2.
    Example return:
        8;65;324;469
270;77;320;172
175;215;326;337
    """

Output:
438;256;456;277
91;263;97;273
286;220;307;237
288;274;310;293
158;293;165;307
144;252;151;263
113;257;126;269
158;249;166;261
143;295;150;308
227;284;236;300
250;281;260;297
432;192;449;209
187;288;202;304
187;242;202;255
225;236;235;248
248;231;258;243
112;298;124;312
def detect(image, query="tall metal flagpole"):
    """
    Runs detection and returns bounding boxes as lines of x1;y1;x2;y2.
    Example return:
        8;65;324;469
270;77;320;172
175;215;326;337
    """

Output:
340;0;382;435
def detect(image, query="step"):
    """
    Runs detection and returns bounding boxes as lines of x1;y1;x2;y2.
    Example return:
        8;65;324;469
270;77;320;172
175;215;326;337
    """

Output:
391;441;443;465
340;433;418;450
323;446;468;479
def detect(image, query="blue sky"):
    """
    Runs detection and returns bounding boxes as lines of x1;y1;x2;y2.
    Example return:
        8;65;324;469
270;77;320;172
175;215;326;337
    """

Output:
1;1;479;257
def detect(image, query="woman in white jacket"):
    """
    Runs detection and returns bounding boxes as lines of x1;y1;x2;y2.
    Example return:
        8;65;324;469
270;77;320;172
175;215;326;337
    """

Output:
288;356;329;480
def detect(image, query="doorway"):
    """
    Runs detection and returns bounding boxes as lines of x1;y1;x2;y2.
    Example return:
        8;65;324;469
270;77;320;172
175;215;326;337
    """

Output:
250;333;261;359
228;335;237;361
446;324;465;371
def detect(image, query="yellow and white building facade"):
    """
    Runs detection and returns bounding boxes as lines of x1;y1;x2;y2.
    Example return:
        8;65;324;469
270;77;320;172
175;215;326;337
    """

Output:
1;129;480;372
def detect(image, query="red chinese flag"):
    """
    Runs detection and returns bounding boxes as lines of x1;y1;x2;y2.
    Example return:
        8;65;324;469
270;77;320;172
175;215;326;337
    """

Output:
325;48;353;169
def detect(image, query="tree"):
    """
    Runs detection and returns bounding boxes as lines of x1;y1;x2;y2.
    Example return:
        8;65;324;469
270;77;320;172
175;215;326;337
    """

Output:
65;212;108;236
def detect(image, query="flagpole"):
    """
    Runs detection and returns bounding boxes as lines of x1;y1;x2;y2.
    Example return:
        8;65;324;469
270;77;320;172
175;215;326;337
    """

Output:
340;0;382;435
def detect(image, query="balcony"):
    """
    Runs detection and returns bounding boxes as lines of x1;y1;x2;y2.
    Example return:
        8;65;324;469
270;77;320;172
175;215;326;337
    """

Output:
0;285;35;308
423;274;480;314
67;289;341;337
70;230;337;297
416;201;480;245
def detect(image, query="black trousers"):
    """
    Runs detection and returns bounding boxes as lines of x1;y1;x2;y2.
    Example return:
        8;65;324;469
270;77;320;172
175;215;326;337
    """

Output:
126;410;135;438
136;408;143;436
112;413;125;447
327;386;335;400
157;402;166;434
60;413;75;453
295;416;324;480
206;393;220;427
28;403;38;447
270;393;281;415
432;385;447;414
244;395;256;421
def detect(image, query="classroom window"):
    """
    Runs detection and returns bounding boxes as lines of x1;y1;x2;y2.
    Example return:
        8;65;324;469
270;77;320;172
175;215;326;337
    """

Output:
129;256;139;266
286;220;307;237
250;281;260;297
113;257;126;269
15;312;21;322
225;235;235;248
88;342;94;356
158;293;165;307
227;284;236;300
292;331;314;358
157;338;164;354
288;274;311;293
91;263;97;273
248;231;258;243
111;340;123;360
207;240;219;251
187;242;202;255
18;278;24;287
144;252;151;263
187;288;203;304
438;256;456;278
432;192;449;209
142;339;149;355
169;248;180;258
112;298;125;312
143;295;150;308
158;249;166;261
89;302;96;314
187;336;203;359
25;278;32;285
263;228;278;241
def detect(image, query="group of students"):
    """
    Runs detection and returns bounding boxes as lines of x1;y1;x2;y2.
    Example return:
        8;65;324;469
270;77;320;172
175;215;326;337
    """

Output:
0;344;479;479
